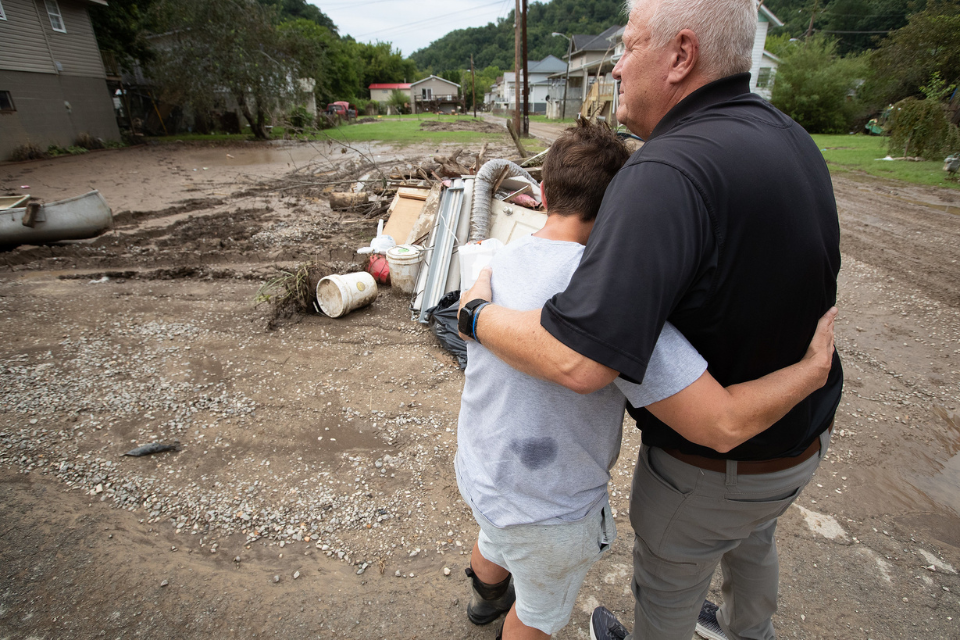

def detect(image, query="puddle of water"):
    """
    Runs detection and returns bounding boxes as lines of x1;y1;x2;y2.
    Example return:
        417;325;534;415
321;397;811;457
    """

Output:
186;145;374;169
903;407;960;518
860;188;960;216
860;407;960;521
908;452;960;518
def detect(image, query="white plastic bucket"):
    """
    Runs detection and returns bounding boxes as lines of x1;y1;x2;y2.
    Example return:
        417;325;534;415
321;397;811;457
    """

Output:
386;244;423;294
316;272;378;318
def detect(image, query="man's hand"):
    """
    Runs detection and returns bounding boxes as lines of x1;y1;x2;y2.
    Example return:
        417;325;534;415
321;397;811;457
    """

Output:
458;267;493;342
646;306;840;453
801;306;838;387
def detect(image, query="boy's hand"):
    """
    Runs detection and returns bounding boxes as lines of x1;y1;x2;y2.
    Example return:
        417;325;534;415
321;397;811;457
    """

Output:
459;267;493;341
801;307;838;388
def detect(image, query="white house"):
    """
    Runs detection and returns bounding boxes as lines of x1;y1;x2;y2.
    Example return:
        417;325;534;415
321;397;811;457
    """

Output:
410;75;461;114
546;25;623;121
751;5;784;99
547;5;784;121
488;55;568;115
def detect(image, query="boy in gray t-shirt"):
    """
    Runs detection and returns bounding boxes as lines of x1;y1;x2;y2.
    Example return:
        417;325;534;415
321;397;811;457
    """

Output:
457;120;837;640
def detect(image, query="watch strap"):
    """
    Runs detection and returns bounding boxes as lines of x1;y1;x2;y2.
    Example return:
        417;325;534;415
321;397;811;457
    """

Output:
471;302;491;344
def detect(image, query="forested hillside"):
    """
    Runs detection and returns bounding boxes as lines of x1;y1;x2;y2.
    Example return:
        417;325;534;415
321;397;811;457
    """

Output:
764;0;925;54
410;0;626;74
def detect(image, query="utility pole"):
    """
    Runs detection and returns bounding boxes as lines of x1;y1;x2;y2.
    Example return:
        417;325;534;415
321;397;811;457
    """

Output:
553;32;572;120
471;54;477;118
806;0;820;38
513;0;522;135
521;0;529;136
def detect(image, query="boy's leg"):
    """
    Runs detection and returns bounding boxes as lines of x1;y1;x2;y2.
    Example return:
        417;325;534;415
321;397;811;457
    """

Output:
503;604;551;640
487;503;617;637
467;539;516;625
472;540;510;584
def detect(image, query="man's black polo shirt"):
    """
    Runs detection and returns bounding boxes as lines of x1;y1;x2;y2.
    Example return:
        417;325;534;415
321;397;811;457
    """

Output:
541;73;843;461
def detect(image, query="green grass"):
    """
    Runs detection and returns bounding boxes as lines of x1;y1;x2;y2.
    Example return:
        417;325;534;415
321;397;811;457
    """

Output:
811;134;958;190
528;115;578;125
148;118;508;146
379;113;483;121
320;119;507;145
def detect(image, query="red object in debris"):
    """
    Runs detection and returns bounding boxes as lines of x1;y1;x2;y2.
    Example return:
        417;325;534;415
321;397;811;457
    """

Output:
367;254;391;285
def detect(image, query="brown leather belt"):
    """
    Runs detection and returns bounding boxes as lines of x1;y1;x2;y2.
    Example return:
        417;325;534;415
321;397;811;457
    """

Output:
663;423;833;475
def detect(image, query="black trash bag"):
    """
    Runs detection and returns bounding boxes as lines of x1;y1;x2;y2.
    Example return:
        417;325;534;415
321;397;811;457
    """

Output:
425;290;467;369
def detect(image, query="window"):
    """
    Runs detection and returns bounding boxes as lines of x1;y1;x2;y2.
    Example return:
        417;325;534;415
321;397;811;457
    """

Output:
0;91;15;112
45;0;65;33
421;88;432;99
0;2;6;20
757;67;773;89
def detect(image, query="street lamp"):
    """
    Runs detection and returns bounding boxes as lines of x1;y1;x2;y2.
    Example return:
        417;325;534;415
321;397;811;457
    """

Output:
552;32;572;120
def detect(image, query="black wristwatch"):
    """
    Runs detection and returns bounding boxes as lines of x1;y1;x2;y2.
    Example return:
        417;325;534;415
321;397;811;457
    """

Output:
458;299;490;343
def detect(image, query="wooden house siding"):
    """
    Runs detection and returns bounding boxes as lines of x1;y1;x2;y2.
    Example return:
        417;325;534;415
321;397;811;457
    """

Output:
411;77;459;99
41;0;106;78
0;0;104;77
0;0;57;74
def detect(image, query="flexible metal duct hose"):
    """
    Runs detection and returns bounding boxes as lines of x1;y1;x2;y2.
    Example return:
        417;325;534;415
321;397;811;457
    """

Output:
470;159;537;242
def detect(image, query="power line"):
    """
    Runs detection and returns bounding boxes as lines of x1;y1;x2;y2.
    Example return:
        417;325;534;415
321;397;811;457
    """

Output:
819;29;893;34
818;11;912;18
497;0;513;22
318;0;410;7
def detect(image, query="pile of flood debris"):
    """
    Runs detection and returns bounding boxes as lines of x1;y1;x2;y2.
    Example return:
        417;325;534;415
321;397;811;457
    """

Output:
256;140;553;366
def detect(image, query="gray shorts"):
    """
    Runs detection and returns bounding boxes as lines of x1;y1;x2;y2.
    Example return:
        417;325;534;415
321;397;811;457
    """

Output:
470;501;617;635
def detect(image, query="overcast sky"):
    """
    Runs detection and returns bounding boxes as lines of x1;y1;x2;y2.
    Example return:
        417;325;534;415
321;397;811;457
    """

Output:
311;0;519;57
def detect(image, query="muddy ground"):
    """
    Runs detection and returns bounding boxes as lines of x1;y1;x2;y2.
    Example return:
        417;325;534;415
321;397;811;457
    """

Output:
0;139;959;640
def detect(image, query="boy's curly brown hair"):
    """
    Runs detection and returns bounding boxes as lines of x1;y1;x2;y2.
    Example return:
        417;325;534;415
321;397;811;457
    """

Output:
541;118;630;222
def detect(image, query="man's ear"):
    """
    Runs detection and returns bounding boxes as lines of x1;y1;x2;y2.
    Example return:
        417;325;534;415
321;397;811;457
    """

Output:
667;28;700;84
540;182;549;211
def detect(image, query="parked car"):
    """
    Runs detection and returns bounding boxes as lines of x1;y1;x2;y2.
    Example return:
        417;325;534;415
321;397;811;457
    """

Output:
326;102;357;120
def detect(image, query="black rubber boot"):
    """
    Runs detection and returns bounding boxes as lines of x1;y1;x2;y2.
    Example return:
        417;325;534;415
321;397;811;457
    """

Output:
465;566;515;625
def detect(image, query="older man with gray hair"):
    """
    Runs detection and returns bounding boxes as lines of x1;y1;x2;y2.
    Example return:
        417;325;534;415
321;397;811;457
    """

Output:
457;0;843;639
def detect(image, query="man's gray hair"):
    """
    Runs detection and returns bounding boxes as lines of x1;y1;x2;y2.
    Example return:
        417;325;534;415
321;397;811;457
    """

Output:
625;0;757;80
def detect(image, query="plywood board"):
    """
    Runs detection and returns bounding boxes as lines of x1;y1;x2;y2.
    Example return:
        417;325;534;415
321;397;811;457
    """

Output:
405;184;443;245
398;188;431;201
382;193;427;244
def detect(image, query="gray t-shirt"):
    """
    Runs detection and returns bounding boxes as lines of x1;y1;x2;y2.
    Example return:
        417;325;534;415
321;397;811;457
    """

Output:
456;235;707;528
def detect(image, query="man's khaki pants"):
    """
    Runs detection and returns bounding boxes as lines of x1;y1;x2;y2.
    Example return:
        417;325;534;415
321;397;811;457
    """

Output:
625;429;831;640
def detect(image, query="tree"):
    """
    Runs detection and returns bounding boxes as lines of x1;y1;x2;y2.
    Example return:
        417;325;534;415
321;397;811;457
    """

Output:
256;0;337;33
864;0;960;107
887;72;960;157
151;0;304;139
353;41;419;97
387;89;409;116
89;0;157;72
770;34;867;133
462;65;502;111
763;0;921;55
277;19;361;104
410;0;625;73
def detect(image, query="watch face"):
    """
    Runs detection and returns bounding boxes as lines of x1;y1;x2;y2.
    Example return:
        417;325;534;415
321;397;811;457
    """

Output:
458;303;473;337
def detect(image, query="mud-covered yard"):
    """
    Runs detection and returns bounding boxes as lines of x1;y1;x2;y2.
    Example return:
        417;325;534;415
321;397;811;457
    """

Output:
0;140;958;640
